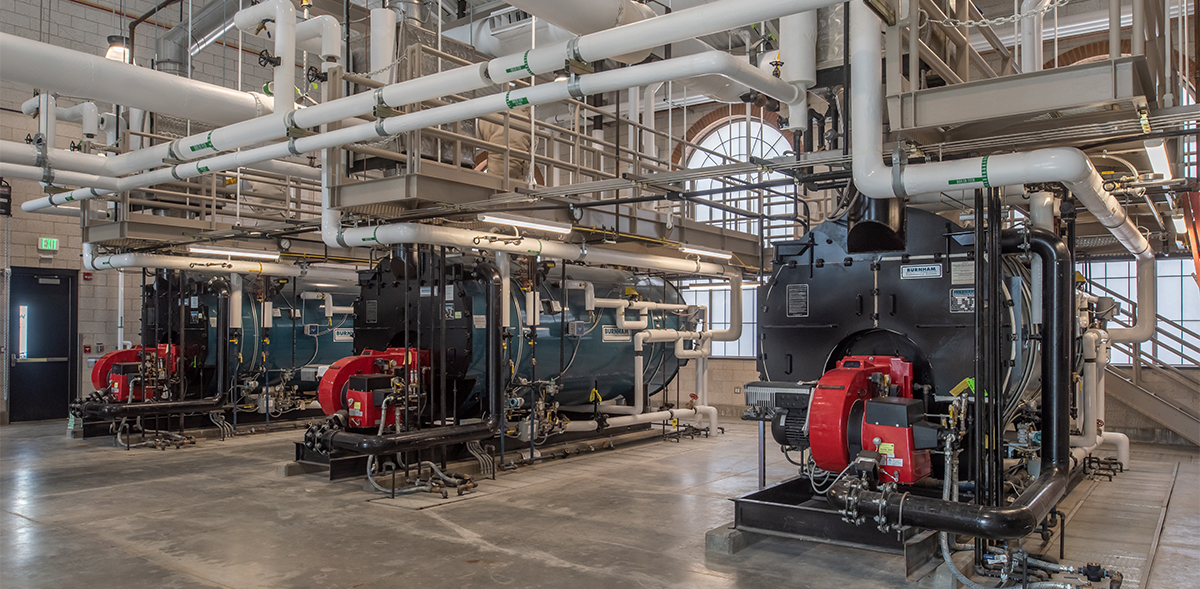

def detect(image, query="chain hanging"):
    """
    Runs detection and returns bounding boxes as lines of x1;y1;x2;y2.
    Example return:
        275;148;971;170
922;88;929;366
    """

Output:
927;0;1072;29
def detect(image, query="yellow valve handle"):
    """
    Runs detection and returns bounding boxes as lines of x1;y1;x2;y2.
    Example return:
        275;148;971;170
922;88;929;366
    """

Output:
949;377;974;397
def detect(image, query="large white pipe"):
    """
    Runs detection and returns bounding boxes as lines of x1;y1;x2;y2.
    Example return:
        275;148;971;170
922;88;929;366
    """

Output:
341;222;738;278
0;139;320;182
1020;0;1053;72
230;272;244;329
1109;0;1122;59
506;0;656;63
24;97;100;139
81;243;358;282
38;92;56;151
498;253;513;329
370;8;398;84
1070;329;1104;448
7;0;829;185
233;0;296;113
0;33;272;127
1029;191;1059;325
29;51;800;213
563;406;717;431
1108;256;1157;343
779;11;818;128
848;3;1153;262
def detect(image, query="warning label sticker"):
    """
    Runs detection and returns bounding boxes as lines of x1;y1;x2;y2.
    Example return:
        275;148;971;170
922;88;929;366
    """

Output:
951;261;974;285
786;283;809;317
602;326;632;342
885;457;905;467
950;288;975;314
901;264;943;279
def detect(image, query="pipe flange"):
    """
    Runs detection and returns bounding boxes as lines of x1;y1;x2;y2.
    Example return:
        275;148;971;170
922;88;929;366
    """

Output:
567;73;585;101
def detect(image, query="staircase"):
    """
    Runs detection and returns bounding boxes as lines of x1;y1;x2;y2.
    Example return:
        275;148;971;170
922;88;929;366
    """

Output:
1082;278;1200;445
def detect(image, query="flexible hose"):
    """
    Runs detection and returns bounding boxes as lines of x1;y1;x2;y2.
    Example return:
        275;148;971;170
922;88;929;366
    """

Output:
940;531;1005;589
366;455;433;495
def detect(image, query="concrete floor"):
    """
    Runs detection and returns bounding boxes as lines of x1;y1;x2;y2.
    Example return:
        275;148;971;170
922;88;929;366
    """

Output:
1;421;1195;589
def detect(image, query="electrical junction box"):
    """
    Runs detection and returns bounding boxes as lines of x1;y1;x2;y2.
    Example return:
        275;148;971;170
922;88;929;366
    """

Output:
305;324;319;336
567;321;590;337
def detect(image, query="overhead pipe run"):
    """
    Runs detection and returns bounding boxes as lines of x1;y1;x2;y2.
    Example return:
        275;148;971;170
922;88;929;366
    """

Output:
0;33;273;127
22;49;802;213
7;0;837;203
848;3;1154;263
82;243;360;282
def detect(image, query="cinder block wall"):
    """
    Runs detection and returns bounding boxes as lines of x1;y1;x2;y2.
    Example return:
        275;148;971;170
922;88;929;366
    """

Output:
0;0;275;424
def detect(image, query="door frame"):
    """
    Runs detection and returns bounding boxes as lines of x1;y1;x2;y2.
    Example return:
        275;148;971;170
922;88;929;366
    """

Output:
6;266;79;424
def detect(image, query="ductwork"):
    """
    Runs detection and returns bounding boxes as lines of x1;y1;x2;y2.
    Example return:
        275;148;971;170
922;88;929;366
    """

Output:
156;0;243;77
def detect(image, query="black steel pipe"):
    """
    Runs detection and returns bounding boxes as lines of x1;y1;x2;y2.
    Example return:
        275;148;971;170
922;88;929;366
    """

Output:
82;397;228;418
827;228;1072;540
321;421;496;455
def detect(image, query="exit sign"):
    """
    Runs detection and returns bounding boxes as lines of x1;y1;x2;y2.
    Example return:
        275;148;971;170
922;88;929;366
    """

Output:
38;237;58;251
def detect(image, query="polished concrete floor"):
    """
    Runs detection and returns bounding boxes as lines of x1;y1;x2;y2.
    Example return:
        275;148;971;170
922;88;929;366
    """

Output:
1;421;1195;588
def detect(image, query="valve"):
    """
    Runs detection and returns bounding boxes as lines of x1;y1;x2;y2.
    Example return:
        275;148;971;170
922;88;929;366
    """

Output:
258;49;282;68
306;66;327;84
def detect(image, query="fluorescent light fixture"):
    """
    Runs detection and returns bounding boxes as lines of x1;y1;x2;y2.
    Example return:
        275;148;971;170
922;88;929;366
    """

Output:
188;245;280;260
1144;139;1173;180
1172;211;1188;234
105;35;130;63
679;244;733;260
478;212;572;234
686;281;761;291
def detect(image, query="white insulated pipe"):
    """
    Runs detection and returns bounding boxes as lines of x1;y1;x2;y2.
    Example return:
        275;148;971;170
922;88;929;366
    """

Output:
6;0;831;188
849;2;1153;262
234;0;296;113
23;96;100;139
340;223;739;278
498;253;513;329
779;11;818;127
1020;0;1053;72
81;243;358;282
1070;329;1104;448
505;0;657;63
1108;256;1157;343
370;8;399;84
1029;191;1059;325
24;50;799;213
0;33;272;127
38;92;56;151
563;406;718;432
230;272;244;329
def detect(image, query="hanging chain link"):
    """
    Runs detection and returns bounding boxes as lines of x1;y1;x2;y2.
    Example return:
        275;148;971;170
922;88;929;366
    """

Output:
927;0;1072;29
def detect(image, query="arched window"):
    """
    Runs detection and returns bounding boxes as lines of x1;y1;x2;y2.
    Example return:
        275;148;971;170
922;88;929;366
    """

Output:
685;118;797;240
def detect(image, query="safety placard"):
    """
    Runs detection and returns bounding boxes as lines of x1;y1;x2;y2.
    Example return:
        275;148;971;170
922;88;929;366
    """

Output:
950;288;975;313
602;326;632;342
951;261;974;285
786;283;809;317
901;264;943;279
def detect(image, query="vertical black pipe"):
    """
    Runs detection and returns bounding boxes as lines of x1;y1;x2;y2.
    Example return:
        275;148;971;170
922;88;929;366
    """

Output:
988;188;1004;508
439;245;448;470
972;188;986;562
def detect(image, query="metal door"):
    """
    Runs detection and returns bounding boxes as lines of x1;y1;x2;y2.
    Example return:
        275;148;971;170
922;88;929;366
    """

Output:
8;268;77;422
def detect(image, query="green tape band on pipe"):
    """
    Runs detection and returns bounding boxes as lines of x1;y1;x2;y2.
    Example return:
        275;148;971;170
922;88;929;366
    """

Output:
505;50;532;74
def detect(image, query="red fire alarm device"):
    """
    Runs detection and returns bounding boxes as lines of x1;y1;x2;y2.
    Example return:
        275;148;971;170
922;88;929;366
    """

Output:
82;272;93;281
83;345;92;353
